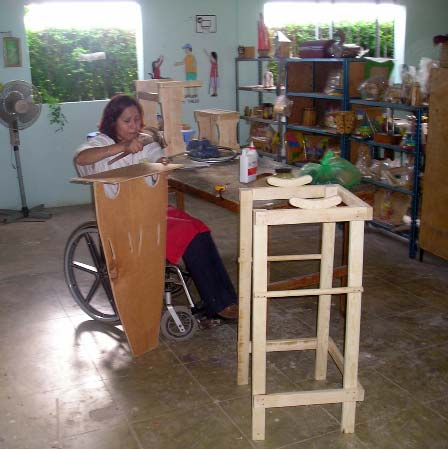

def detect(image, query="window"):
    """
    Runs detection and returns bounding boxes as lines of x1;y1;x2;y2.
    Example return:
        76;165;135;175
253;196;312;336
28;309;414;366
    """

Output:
264;1;406;79
24;1;142;103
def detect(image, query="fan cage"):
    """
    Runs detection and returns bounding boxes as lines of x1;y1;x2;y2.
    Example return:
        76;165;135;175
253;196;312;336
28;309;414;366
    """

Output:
0;80;42;130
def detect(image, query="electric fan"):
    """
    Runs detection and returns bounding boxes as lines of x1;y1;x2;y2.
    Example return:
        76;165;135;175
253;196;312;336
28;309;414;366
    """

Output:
0;80;51;223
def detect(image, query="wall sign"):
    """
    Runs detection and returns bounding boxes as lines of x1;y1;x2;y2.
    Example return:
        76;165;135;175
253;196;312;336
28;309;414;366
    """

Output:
196;15;217;33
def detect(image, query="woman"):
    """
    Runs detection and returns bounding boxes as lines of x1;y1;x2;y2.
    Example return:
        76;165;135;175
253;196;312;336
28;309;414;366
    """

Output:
74;94;238;321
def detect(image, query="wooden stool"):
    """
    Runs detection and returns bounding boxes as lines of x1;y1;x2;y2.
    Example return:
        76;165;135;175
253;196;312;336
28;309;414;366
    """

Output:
238;184;372;441
194;109;240;150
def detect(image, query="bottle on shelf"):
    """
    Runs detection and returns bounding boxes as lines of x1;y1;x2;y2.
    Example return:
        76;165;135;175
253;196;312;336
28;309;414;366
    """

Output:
240;141;258;183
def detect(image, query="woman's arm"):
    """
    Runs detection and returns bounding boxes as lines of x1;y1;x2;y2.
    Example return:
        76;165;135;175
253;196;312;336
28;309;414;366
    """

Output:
75;142;125;166
75;138;144;166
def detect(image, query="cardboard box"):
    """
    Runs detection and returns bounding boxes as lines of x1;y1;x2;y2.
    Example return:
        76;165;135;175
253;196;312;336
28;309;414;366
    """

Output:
243;46;255;58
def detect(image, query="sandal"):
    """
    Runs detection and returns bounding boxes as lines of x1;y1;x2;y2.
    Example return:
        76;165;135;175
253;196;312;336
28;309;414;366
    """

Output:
197;317;222;330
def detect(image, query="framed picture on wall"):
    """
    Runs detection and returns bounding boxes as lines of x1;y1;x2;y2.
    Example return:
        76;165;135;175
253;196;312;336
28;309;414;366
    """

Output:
3;37;22;67
196;15;217;33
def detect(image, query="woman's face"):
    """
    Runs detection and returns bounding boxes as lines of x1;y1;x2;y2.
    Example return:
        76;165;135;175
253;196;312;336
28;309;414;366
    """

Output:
115;105;142;142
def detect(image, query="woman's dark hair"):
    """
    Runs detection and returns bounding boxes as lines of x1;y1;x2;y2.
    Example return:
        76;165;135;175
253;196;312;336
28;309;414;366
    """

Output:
99;94;144;142
211;51;217;61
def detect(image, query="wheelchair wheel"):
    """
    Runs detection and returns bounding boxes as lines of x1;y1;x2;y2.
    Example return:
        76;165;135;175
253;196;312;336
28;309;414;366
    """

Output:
64;221;120;324
160;306;198;341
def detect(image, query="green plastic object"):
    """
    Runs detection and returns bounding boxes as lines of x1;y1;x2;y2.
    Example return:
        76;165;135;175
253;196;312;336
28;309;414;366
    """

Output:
299;151;362;189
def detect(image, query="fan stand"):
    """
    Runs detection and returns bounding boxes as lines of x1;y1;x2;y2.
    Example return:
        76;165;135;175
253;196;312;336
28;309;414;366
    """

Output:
0;127;52;224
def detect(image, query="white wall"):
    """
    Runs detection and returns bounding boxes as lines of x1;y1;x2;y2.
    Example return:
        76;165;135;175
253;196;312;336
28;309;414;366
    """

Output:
404;0;448;66
0;0;447;209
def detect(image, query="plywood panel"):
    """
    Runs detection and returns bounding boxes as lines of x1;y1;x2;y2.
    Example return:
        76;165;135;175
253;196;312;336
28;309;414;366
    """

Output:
94;174;168;356
419;68;448;260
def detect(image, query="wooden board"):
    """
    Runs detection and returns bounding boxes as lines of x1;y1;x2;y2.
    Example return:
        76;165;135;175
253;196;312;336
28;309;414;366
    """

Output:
419;68;448;260
93;174;168;356
72;162;182;184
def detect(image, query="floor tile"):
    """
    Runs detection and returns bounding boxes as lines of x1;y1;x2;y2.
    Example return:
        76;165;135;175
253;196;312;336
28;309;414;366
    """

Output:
62;423;140;449
221;396;339;449
133;403;252;449
355;404;448;449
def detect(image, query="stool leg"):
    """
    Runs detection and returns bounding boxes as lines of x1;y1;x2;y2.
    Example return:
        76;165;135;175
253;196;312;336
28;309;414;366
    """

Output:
342;221;364;433
237;190;253;385
315;222;336;380
195;115;214;143
252;222;268;440
216;119;239;150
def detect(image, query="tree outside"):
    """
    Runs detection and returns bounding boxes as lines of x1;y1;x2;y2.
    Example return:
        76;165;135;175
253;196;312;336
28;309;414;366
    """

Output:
27;28;138;104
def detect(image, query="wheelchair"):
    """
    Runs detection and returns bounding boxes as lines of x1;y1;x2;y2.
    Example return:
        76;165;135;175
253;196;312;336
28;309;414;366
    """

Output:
64;220;200;341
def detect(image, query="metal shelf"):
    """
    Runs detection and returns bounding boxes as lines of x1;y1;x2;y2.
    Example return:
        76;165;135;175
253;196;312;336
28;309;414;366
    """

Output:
361;178;412;195
236;57;286;63
242;115;283;126
287;123;340;137
350;136;415;154
286;92;344;100
238;85;285;93
350;99;428;113
368;220;410;239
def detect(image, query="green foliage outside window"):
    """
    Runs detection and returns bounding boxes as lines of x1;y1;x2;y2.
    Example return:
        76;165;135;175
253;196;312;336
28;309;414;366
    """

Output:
26;28;138;104
269;21;394;80
272;21;394;58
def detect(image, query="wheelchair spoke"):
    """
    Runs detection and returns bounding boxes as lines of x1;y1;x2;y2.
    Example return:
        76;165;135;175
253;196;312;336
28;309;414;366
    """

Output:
84;276;102;304
100;277;116;311
84;232;103;270
64;221;121;324
71;260;98;275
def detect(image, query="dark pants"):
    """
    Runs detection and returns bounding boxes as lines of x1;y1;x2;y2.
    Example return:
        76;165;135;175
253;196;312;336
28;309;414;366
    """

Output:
183;232;237;317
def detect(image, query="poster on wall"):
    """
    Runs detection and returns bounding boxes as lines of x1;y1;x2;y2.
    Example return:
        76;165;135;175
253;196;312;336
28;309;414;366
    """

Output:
3;37;21;67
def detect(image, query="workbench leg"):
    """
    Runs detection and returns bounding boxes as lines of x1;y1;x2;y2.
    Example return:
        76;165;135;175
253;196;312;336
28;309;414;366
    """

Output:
342;221;364;433
251;222;268;440
315;222;336;380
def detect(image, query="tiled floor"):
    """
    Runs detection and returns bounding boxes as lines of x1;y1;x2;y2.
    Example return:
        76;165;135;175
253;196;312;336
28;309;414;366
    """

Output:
0;196;447;449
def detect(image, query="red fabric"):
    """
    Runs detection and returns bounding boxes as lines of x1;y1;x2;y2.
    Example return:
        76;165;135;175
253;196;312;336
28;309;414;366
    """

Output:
165;205;210;264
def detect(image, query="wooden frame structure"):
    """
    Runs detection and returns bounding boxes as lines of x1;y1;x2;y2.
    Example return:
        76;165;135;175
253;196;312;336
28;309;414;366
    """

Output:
135;79;202;157
237;184;372;440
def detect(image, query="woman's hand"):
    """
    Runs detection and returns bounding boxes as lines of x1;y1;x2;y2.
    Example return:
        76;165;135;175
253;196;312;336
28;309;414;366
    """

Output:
122;136;144;154
157;156;170;165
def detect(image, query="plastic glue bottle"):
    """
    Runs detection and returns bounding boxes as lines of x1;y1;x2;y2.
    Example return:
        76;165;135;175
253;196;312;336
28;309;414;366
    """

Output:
239;141;258;183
